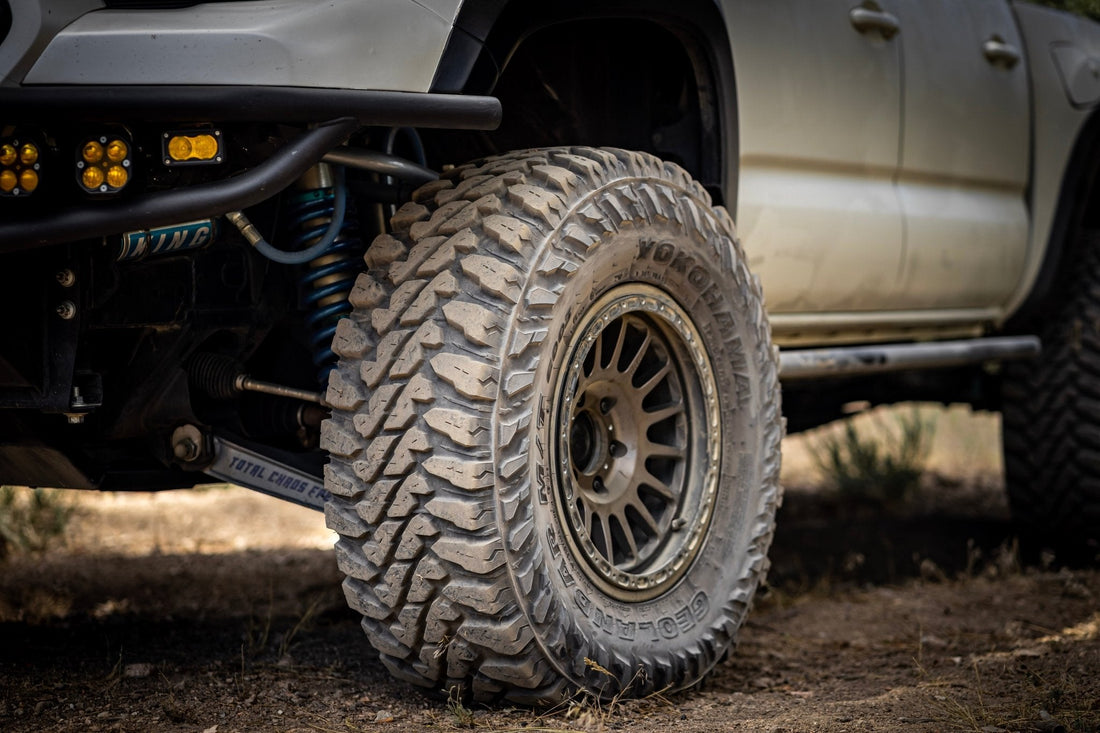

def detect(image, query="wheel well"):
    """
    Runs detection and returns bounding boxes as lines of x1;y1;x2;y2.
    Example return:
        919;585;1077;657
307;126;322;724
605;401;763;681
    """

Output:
428;1;735;206
1007;108;1100;330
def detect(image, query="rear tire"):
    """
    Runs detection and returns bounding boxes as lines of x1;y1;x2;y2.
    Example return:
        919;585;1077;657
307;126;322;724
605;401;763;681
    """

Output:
321;147;783;703
1002;230;1100;562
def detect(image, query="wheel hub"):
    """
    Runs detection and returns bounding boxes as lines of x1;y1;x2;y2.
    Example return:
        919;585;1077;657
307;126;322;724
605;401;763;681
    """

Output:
552;285;722;600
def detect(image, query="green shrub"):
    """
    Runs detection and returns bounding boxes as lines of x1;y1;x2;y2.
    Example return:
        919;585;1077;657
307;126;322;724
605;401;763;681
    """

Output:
0;485;74;559
811;408;935;508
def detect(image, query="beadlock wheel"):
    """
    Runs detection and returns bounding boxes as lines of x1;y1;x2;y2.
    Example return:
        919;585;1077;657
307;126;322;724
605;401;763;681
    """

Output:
321;147;783;704
553;286;721;601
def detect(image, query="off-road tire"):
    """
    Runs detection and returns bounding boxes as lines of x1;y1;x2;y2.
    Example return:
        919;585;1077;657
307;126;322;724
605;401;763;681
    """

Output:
321;147;783;703
1002;230;1100;562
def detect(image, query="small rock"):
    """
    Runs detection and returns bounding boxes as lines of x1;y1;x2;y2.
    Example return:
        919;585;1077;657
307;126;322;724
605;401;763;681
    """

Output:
202;726;219;733
920;634;948;649
375;709;396;724
123;663;153;678
980;726;1008;733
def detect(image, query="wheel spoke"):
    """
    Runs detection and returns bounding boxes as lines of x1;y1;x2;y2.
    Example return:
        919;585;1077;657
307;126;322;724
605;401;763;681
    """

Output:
616;512;640;564
639;361;672;396
589;330;607;376
608;319;628;373
629;500;662;536
600;515;614;563
623;330;653;379
577;498;592;534
640;437;686;460
639;471;676;501
642;402;684;427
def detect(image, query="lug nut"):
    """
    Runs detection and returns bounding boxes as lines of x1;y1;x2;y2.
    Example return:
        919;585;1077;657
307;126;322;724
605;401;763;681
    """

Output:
56;269;76;287
56;301;76;320
599;397;614;414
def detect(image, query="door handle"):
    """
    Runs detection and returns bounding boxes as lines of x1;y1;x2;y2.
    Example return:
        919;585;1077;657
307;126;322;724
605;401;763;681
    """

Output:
983;36;1020;69
849;6;900;40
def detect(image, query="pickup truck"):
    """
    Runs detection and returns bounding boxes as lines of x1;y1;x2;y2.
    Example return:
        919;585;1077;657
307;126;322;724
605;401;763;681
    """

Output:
2;0;1098;705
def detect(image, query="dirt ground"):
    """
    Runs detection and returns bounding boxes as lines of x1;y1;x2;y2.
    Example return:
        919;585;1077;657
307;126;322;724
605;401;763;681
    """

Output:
1;407;1098;733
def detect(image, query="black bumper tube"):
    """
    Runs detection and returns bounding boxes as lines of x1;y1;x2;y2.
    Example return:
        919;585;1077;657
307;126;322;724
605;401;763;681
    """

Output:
0;86;502;128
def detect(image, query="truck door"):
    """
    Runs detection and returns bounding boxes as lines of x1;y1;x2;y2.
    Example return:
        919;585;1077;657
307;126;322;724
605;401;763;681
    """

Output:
890;0;1030;310
725;0;905;315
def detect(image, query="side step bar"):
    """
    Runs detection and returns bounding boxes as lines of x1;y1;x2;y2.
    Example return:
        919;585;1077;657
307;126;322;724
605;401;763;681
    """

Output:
778;336;1040;381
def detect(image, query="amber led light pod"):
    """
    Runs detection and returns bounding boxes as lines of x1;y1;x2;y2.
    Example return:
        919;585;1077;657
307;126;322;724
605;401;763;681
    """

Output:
0;137;41;197
77;133;133;194
163;130;223;166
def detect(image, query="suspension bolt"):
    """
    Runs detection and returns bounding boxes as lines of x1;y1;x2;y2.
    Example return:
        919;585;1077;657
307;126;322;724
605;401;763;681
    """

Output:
56;269;76;288
56;301;76;320
171;424;206;463
174;438;200;462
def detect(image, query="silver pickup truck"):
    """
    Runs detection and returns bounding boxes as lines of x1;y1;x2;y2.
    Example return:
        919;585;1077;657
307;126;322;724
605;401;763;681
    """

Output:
2;0;1098;704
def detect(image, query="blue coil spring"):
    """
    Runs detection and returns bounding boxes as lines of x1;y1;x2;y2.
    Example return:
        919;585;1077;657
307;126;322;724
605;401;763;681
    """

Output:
286;186;362;383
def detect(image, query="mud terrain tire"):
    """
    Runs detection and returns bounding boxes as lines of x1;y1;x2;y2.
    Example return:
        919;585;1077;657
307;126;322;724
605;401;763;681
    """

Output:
321;147;783;703
1002;231;1100;561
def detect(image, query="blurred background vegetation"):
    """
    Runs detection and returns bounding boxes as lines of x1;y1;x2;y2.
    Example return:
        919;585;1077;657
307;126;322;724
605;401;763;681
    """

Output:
0;486;73;560
1036;0;1100;20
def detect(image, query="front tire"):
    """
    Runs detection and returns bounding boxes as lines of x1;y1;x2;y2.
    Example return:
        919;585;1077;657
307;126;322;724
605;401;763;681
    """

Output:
321;148;782;703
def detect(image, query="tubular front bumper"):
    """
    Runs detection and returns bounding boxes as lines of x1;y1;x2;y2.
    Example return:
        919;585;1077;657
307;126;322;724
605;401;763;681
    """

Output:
0;85;500;251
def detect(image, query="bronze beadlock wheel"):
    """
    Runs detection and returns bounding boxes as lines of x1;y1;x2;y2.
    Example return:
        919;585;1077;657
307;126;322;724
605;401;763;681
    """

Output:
553;286;721;601
322;147;783;704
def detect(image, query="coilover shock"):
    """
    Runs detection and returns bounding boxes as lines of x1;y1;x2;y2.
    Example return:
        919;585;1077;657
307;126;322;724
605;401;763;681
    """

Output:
287;163;362;383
